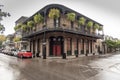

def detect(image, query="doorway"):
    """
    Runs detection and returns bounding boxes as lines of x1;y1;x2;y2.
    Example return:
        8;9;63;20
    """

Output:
49;36;64;56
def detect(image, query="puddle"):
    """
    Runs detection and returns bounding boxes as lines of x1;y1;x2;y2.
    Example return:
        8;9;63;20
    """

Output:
109;63;120;74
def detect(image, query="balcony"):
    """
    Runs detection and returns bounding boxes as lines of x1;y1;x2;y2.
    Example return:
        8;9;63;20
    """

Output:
22;24;104;39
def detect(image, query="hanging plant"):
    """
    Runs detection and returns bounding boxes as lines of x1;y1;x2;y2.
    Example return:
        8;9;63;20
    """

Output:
98;26;103;31
87;21;93;29
21;24;27;31
34;13;44;24
27;20;34;28
14;23;22;31
14;26;18;31
78;17;86;26
13;37;21;42
93;23;99;31
48;8;60;19
66;12;76;22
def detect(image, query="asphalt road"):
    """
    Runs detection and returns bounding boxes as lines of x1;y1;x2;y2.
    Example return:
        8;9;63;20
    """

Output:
0;52;120;80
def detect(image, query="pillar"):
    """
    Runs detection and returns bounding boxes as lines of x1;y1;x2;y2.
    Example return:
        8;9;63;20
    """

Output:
72;38;75;55
64;38;67;54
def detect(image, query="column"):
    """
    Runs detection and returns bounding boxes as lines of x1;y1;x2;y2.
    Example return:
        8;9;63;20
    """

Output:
46;39;49;56
64;38;67;55
40;39;43;56
79;39;81;54
84;39;86;55
72;38;74;55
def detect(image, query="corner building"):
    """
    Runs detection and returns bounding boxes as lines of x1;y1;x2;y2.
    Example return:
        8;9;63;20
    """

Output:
22;4;104;57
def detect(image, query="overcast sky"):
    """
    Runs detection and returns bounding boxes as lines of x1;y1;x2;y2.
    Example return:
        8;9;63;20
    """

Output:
0;0;120;39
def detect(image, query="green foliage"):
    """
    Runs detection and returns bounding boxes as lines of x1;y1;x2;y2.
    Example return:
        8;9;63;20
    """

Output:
27;20;34;28
87;21;93;28
48;8;60;19
14;26;17;31
21;24;27;31
0;5;10;33
0;24;5;33
34;13;44;24
105;40;119;48
13;37;21;42
0;35;6;42
78;17;86;26
66;12;76;22
98;26;103;31
93;23;99;30
14;24;22;31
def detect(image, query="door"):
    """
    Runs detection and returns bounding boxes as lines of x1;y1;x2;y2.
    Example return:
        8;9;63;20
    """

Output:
53;45;61;56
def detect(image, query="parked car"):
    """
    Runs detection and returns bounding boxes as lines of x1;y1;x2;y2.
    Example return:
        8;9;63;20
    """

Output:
11;49;19;56
17;50;32;58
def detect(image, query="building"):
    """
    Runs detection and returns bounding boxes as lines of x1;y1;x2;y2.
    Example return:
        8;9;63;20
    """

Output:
3;34;14;50
21;4;104;57
14;16;29;50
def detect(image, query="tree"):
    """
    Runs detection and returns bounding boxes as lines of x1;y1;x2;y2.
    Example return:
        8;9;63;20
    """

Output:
0;35;6;48
0;35;6;42
0;24;5;33
66;12;76;28
105;40;118;52
0;5;10;33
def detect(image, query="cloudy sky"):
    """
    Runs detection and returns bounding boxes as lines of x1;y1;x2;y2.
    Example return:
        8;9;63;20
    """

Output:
0;0;120;38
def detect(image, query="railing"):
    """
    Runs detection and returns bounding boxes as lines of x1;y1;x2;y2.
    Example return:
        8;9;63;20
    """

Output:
22;23;104;39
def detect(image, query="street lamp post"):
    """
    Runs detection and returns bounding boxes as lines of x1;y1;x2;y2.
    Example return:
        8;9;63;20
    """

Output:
42;27;46;59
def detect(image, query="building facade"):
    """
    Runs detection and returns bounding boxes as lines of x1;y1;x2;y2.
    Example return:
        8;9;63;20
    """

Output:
14;16;29;50
22;4;104;57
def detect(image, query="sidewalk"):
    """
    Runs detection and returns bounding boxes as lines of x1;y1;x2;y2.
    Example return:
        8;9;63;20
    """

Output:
33;51;120;63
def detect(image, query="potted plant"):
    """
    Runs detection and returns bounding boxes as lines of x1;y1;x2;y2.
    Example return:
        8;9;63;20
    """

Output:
21;24;27;32
93;23;99;34
27;20;34;32
74;50;78;57
78;17;86;31
66;12;76;28
86;21;93;33
34;13;44;29
85;50;89;56
81;50;84;54
67;50;71;56
98;26;103;35
48;8;60;28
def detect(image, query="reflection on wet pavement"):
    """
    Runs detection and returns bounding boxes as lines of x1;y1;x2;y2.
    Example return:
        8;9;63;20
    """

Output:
0;53;120;80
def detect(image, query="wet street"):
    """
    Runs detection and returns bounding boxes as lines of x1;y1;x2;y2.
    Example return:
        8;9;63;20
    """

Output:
0;52;120;80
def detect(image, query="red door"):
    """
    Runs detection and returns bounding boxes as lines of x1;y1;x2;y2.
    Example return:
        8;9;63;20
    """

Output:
53;45;61;56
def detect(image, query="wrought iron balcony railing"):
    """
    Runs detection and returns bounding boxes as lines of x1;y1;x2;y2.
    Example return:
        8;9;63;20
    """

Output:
22;24;104;39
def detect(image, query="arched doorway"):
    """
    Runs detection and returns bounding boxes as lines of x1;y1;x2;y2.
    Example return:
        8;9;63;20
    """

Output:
49;36;64;56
